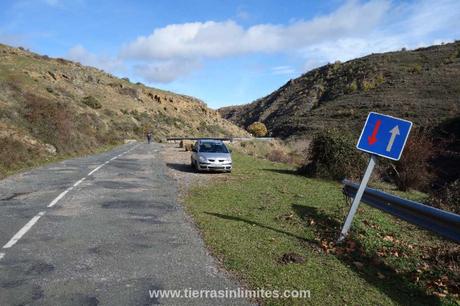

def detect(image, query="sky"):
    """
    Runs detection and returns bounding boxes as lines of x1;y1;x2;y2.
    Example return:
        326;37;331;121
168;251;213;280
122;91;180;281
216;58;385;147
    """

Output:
0;0;459;109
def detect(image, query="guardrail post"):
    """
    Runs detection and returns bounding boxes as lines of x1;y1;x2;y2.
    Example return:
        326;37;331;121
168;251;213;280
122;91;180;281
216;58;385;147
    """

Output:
337;155;378;243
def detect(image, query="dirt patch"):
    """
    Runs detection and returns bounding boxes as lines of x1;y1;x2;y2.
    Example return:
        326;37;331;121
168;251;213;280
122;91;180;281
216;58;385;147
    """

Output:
161;144;228;198
278;252;306;265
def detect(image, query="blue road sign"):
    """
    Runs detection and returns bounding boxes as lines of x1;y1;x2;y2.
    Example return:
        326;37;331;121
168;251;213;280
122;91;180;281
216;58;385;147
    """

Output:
357;112;412;160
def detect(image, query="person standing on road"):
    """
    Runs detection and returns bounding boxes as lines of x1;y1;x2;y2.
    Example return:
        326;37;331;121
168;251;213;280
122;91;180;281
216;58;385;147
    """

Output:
146;131;152;144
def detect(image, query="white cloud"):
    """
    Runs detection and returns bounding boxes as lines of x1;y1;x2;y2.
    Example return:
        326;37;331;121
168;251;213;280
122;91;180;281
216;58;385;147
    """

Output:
66;45;125;72
271;66;296;75
134;60;201;83
299;0;460;72
121;0;390;60
62;0;460;84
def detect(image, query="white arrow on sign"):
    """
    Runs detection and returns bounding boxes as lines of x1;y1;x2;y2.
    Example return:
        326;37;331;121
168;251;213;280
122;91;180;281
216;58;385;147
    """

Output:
386;125;400;152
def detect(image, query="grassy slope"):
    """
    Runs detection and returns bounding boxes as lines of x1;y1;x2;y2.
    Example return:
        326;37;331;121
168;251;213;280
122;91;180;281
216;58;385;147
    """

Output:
185;152;458;305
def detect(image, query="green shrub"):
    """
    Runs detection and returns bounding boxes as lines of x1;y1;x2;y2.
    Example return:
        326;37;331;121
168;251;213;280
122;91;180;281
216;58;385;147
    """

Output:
332;60;341;71
247;121;268;137
409;63;422;74
346;80;358;93
298;130;367;180
361;80;375;91
82;96;102;109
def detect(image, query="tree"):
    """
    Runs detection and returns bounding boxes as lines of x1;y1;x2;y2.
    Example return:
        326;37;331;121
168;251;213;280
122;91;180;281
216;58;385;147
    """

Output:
247;122;268;137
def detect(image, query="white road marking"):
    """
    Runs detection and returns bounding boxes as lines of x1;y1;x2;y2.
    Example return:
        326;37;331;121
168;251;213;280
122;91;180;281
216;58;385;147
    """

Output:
2;211;46;249
87;165;103;176
0;144;139;260
47;187;73;208
73;178;86;187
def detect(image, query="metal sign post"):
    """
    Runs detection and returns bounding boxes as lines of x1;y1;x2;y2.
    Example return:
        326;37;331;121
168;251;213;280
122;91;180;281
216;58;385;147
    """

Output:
337;112;413;243
337;155;377;243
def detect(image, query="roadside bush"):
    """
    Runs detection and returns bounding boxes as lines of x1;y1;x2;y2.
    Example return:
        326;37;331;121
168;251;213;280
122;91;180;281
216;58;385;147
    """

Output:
266;149;290;163
179;140;194;151
0;138;36;171
429;180;460;214
298;130;367;180
22;93;76;152
387;131;434;191
247;121;268;137
82;96;102;109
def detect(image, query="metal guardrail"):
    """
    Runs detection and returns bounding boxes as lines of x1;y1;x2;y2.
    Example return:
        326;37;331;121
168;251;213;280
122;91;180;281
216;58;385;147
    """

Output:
342;180;460;243
232;137;275;142
166;137;234;142
166;137;275;142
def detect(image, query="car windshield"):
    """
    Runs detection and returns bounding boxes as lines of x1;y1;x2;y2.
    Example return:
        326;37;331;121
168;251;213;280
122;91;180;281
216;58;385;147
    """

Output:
199;142;229;153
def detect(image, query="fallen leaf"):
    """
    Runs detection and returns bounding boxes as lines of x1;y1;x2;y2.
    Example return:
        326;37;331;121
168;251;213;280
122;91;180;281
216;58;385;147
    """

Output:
335;247;344;255
383;235;395;242
432;292;447;298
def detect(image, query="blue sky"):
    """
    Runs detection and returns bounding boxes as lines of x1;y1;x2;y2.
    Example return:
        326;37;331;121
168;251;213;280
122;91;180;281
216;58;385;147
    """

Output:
1;0;459;109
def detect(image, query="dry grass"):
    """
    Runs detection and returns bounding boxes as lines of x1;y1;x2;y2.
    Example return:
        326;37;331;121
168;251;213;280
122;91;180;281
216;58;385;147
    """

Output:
229;139;306;165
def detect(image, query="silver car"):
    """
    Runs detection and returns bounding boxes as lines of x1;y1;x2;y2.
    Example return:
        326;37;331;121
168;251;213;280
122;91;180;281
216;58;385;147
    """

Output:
191;140;232;172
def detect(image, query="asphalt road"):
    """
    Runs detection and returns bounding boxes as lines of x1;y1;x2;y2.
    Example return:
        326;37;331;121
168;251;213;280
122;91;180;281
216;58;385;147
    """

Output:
0;143;250;305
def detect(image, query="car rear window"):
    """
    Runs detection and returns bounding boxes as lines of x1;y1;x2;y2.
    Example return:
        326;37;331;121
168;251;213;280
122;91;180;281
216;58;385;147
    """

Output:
199;142;229;153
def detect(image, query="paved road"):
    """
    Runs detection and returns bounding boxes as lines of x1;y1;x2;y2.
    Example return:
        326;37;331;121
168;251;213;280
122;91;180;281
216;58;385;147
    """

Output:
0;143;250;305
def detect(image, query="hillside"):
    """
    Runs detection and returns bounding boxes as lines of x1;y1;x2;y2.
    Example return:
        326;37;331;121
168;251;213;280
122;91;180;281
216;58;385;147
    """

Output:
0;43;247;176
219;42;460;138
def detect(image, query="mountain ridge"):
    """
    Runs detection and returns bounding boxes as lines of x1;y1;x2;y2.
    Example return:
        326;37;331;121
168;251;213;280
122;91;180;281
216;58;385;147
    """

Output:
219;42;460;138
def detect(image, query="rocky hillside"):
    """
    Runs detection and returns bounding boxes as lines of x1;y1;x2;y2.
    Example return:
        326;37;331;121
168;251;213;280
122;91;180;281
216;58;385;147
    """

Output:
0;43;247;176
219;42;460;138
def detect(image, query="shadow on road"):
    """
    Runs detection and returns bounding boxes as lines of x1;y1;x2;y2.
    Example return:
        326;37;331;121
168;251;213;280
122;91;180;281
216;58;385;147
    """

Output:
166;163;195;173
